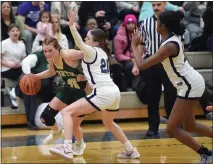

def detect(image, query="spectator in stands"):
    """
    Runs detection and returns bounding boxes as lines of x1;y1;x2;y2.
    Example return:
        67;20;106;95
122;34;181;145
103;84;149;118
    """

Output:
181;2;203;43
17;2;49;53
80;17;98;40
1;24;27;107
32;14;69;53
51;1;79;48
78;2;119;40
116;2;140;19
1;1;25;42
137;2;177;139
114;14;139;91
188;2;213;51
138;2;183;23
36;10;53;42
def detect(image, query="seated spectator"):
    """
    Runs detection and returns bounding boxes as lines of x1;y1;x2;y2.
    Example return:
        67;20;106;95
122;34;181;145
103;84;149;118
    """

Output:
80;17;98;39
1;24;27;107
36;10;53;42
17;2;49;53
181;2;203;42
78;2;119;40
187;2;212;51
32;14;69;53
1;1;25;42
114;14;139;91
51;1;78;48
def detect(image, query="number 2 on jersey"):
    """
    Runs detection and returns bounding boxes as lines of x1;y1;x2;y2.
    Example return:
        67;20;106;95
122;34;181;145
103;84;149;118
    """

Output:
100;58;109;73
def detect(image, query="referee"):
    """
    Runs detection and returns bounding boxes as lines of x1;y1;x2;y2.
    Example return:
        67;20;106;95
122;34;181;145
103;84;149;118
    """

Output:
137;2;177;138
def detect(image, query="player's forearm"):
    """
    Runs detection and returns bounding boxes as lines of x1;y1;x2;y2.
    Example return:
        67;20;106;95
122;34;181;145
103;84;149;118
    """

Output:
69;25;95;60
69;25;85;51
36;69;55;79
132;45;145;69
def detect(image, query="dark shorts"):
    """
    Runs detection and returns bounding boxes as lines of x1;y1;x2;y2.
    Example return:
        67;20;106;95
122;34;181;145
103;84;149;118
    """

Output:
55;86;86;117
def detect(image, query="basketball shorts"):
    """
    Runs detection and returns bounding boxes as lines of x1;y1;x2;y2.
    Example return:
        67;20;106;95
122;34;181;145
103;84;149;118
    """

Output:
177;71;205;99
85;85;121;111
56;86;86;105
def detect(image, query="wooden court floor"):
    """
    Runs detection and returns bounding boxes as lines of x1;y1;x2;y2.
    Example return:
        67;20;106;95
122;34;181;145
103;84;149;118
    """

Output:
2;119;212;163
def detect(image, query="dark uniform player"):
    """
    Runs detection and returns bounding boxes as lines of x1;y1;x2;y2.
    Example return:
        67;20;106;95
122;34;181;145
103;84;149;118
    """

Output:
35;38;90;156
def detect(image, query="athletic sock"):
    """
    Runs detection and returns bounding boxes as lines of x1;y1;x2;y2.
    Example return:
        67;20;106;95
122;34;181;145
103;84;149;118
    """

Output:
76;138;84;145
123;140;134;152
53;128;61;134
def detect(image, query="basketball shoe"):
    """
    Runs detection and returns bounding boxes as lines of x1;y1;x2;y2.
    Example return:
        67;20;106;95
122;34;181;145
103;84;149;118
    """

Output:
200;151;213;164
73;141;86;156
43;129;64;145
49;143;73;160
117;147;140;159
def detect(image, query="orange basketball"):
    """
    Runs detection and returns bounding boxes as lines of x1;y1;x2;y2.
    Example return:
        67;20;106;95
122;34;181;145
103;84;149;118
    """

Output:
20;74;41;95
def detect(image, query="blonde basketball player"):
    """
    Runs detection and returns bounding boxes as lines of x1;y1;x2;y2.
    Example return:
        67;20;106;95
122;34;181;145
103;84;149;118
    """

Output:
35;38;89;155
49;9;140;160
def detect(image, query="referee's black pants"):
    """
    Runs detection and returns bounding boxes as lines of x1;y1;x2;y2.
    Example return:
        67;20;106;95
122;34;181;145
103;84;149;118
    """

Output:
140;63;177;132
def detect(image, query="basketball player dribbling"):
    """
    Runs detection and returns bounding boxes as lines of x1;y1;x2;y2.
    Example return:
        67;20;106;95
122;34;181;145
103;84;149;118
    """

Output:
35;37;90;155
48;9;140;160
132;11;213;164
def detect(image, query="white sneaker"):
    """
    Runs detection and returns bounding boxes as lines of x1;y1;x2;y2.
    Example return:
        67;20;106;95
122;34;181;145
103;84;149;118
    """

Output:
49;144;73;160
43;129;64;145
117;147;140;159
73;142;86;156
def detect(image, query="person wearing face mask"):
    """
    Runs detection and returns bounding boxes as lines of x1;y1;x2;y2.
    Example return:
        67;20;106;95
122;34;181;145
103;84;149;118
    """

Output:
114;14;139;91
1;24;27;107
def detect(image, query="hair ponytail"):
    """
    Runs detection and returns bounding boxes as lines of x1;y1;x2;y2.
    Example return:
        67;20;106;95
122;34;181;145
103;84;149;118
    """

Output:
99;40;111;57
90;28;111;56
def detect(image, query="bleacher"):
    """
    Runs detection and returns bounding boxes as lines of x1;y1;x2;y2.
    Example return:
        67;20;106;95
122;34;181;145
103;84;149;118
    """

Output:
1;51;212;125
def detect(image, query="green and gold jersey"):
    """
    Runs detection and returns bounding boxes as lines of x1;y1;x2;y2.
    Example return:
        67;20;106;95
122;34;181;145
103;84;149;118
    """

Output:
53;54;87;90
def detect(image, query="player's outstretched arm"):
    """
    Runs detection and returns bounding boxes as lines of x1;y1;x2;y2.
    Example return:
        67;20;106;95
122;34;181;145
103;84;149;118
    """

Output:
68;9;96;61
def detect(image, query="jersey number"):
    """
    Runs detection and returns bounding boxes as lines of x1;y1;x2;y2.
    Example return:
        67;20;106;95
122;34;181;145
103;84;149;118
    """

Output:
67;78;80;89
100;59;109;73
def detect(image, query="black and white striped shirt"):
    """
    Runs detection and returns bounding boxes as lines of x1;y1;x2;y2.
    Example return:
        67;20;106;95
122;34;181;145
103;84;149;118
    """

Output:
140;15;161;56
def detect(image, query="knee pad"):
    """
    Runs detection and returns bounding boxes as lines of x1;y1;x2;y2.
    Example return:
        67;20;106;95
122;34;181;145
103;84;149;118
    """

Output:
40;105;59;126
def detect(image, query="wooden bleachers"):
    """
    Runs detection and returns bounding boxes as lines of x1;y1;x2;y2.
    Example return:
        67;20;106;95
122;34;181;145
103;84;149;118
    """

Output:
1;51;212;125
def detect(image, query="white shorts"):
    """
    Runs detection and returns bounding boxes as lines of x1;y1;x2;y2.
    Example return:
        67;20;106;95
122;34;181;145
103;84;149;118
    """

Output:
177;72;205;99
85;85;120;111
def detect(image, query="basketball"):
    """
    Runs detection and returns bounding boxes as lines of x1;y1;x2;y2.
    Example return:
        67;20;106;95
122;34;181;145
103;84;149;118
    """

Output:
20;74;41;95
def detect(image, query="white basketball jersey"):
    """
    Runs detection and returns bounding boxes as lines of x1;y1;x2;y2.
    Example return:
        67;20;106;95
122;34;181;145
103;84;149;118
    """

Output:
160;35;196;89
81;47;113;88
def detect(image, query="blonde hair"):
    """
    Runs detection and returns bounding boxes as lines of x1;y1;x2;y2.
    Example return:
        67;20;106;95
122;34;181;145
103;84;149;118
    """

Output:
51;13;62;41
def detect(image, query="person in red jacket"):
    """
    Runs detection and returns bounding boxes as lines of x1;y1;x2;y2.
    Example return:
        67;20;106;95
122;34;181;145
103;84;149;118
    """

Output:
114;14;139;91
